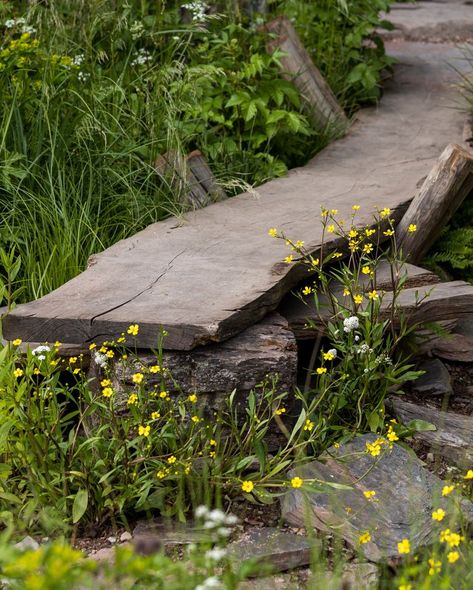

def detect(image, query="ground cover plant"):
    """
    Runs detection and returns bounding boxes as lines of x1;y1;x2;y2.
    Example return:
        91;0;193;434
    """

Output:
0;0;394;304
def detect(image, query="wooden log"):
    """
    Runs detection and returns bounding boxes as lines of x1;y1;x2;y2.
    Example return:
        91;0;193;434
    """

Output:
386;397;473;468
155;150;226;210
280;280;473;339
89;313;297;410
263;16;348;132
395;144;473;263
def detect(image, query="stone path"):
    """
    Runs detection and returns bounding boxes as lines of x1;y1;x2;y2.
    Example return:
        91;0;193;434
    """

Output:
3;41;471;348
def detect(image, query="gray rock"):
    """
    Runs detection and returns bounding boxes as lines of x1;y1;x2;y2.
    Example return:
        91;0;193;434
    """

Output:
88;547;115;562
14;536;39;551
281;434;473;562
412;359;452;397
238;573;302;590
120;531;133;543
227;528;314;574
307;561;378;590
133;519;209;546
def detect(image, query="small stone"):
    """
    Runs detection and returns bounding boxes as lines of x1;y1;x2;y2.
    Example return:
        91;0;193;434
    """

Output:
227;527;315;573
426;452;435;462
120;531;132;543
88;547;115;562
412;359;452;397
14;536;39;551
107;536;117;544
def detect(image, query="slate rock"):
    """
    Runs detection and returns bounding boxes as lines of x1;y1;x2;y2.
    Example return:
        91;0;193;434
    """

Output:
281;434;473;562
412;359;452;397
133;519;209;547
227;527;314;574
237;573;302;590
14;536;39;551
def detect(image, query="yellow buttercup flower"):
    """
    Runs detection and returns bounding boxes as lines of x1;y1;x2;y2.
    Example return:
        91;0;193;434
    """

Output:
365;228;376;237
363;490;376;500
316;367;327;375
291;477;303;488
432;508;446;521
399;585;411;590
383;229;394;236
368;290;378;300
302;286;313;296
361;266;371;275
12;339;22;346
323;351;335;361
268;227;278;237
132;372;144;384
101;379;112;387
428;558;441;576
151;411;160;420
127;324;140;336
327;224;335;233
303;419;314;431
354;294;363;305
149;365;161;373
387;430;399;442
241;480;254;493
348;229;358;238
447;551;460;563
191;415;200;423
463;470;473;480
127;393;138;406
167;456;177;464
188;394;198;403
359;531;371;544
343;288;350;296
363;243;374;254
380;207;391;218
408;224;417;233
331;209;338;215
275;407;286;415
352;205;360;211
13;368;23;378
102;387;113;398
442;484;455;496
284;255;294;264
138;425;150;437
397;539;410;555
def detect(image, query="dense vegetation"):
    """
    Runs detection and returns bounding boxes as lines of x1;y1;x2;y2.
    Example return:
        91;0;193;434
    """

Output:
0;0;393;303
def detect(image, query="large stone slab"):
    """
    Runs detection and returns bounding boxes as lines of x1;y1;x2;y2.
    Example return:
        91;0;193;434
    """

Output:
412;359;453;397
387;397;473;468
3;44;469;349
281;435;473;562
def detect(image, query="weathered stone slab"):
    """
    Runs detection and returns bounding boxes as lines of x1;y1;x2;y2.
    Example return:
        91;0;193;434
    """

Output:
281;434;473;562
386;397;473;468
90;313;297;408
412;359;453;397
3;44;469;349
227;527;313;573
238;573;302;590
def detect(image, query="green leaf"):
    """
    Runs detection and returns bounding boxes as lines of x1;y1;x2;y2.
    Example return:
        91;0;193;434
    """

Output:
406;419;437;433
72;488;89;524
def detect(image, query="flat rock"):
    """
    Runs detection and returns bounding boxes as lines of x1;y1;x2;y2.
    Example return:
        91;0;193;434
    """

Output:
281;434;473;562
133;520;209;547
412;359;453;397
227;527;314;573
387;397;473;468
3;43;469;349
90;313;297;408
237;573;303;590
307;561;378;590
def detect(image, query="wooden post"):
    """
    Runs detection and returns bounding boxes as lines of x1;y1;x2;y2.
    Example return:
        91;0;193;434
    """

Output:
395;143;473;263
155;150;226;211
263;16;348;133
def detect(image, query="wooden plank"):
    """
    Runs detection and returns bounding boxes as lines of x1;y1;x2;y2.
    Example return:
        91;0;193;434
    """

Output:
263;16;348;132
386;397;473;468
281;280;473;339
395;143;473;263
2;43;469;349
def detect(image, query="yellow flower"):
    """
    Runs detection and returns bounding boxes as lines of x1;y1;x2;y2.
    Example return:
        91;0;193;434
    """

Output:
365;228;376;237
445;532;462;548
366;441;381;457
127;393;138;406
138;425;150;437
188;394;198;403
368;290;378;300
33;368;41;375
352;205;361;211
397;539;410;555
440;528;451;543
343;288;350;296
331;209;338;215
348;240;358;252
408;224;417;233
117;336;126;343
149;365;161;373
151;411;160;420
209;439;217;446
106;350;114;358
321;209;329;217
380;207;391;218
348;229;358;238
132;372;144;384
101;379;112;387
354;294;363;305
302;286;313;296
156;470;167;479
102;387;114;398
310;257;319;268
447;551;460;563
316;367;327;375
323;351;335;361
399;585;412;590
332;251;343;258
167;456;177;464
127;324;140;336
383;229;395;237
13;368;23;378
241;480;254;493
291;477;303;488
191;416;200;423
363;243;374;254
284;255;294;264
89;343;97;350
361;266;371;275
12;339;22;346
359;531;371;544
303;419;314;431
69;357;77;364
442;484;455;496
428;558;441;576
387;431;399;442
268;227;278;237
275;407;286;415
432;508;446;521
327;224;335;233
463;470;473;480
363;490;376;500
294;240;304;249
159;391;168;399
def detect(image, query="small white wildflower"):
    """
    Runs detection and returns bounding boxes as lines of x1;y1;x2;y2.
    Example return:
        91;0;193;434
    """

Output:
72;54;85;66
343;316;359;333
5;17;26;29
205;547;227;561
182;0;209;22
21;25;36;34
217;527;231;537
357;343;370;355
327;348;337;358
77;71;90;83
364;368;369;374
195;576;223;590
354;335;360;342
195;505;209;519
32;345;51;361
131;48;152;67
94;351;107;368
208;509;226;523
224;513;238;525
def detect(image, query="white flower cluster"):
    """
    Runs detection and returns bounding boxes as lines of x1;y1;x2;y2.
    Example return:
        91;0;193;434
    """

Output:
195;506;238;540
78;71;90;83
343;316;359;333
356;343;373;355
182;1;209;22
72;54;85;66
4;18;36;34
94;351;107;368
375;354;392;366
130;20;145;40
195;577;223;590
131;48;152;67
32;345;51;361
